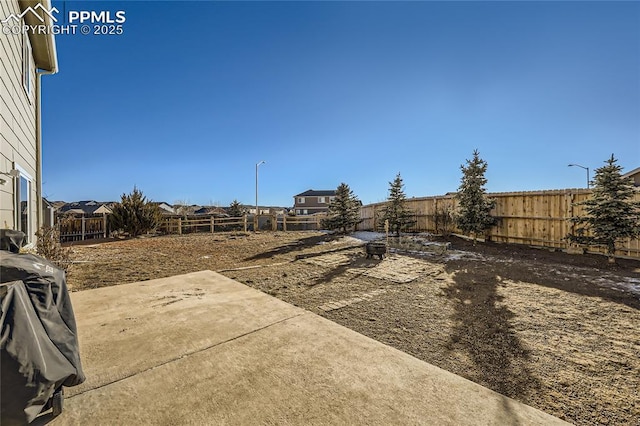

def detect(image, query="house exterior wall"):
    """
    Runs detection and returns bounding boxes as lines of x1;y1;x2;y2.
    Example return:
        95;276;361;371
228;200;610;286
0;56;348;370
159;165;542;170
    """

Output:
293;195;334;215
0;0;38;242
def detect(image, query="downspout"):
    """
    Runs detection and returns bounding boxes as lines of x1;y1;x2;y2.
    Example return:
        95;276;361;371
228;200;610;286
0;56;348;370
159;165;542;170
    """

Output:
35;68;58;233
34;0;59;234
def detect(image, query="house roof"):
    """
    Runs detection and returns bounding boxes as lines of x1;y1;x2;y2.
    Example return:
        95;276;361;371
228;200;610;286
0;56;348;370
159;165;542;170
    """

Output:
59;200;113;215
20;0;58;72
622;167;640;179
150;201;173;208
194;207;229;217
294;189;337;197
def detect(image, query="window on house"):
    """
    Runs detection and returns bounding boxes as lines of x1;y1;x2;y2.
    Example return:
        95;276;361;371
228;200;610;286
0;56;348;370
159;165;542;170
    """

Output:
22;33;32;99
15;172;31;242
296;209;301;215
298;197;305;204
318;197;325;203
303;209;308;215
329;196;335;202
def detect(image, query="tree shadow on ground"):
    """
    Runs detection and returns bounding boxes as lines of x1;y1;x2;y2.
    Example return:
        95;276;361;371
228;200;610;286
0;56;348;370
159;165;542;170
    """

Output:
243;234;342;261
443;263;542;402
308;253;380;286
444;237;640;310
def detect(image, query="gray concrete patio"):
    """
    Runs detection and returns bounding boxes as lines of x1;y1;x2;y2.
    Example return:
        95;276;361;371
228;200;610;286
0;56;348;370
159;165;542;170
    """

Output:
41;271;567;425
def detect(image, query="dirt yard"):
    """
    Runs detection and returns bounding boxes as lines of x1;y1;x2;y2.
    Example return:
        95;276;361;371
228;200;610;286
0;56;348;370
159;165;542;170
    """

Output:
66;231;640;425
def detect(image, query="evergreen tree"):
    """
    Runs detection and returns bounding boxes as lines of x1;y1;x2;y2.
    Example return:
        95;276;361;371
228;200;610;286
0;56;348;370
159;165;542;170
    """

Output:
322;183;361;234
227;199;245;230
379;173;415;236
455;150;496;245
110;187;161;237
228;199;244;217
568;155;640;264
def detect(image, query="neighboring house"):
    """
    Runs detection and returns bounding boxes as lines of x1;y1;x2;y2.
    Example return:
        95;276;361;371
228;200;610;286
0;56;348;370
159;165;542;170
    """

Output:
58;201;114;216
150;201;176;215
0;0;58;243
50;200;66;210
293;190;336;215
247;206;269;215
244;206;287;215
173;204;202;216
622;167;640;188
269;207;287;215
194;206;229;217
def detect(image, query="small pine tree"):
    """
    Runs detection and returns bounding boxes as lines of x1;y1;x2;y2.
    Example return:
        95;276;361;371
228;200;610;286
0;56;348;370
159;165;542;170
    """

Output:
455;150;496;245
228;199;244;217
379;173;415;237
322;183;361;234
228;199;245;231
110;187;162;237
568;155;640;264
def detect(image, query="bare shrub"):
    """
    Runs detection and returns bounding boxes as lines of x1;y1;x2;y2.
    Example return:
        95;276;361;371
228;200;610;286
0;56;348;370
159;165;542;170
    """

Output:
36;221;72;271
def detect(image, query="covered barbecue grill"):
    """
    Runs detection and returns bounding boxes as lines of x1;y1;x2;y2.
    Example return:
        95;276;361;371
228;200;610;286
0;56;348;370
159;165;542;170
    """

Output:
1;236;85;424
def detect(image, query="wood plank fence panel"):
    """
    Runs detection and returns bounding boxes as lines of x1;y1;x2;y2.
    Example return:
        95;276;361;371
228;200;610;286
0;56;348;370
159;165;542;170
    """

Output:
58;214;108;242
358;189;640;258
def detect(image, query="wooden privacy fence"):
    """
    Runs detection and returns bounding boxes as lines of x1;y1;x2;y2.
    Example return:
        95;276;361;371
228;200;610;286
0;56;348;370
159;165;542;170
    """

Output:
58;214;109;242
359;189;640;259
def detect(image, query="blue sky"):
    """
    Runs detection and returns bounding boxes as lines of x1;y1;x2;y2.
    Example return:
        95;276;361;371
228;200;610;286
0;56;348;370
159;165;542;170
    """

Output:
42;1;640;206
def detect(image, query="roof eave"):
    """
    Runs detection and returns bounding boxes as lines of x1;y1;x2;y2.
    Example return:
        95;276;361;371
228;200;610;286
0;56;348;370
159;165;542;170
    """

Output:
20;0;58;72
622;167;640;178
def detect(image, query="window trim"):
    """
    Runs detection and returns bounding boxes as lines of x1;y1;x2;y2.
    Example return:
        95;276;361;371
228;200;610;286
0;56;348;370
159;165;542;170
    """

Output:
318;197;325;204
298;197;305;204
13;164;33;242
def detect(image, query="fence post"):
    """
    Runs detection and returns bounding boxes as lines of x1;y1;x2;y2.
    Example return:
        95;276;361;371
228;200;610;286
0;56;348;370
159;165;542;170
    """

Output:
103;213;107;238
272;213;277;231
81;216;86;240
243;215;247;233
178;217;182;235
283;214;287;232
373;205;377;231
211;216;215;233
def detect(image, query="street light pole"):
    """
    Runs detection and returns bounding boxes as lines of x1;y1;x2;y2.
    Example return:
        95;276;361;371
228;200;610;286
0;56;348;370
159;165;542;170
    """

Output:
568;164;590;188
255;160;266;231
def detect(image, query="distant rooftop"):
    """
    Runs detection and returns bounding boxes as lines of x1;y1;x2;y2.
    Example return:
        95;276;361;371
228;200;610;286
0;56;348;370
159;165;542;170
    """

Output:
294;189;337;197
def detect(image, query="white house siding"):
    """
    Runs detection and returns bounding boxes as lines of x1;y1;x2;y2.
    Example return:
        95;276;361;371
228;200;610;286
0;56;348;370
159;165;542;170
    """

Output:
0;0;38;242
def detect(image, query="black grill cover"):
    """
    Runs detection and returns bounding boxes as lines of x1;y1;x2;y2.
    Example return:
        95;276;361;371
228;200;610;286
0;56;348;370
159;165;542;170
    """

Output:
1;251;85;424
0;229;25;253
